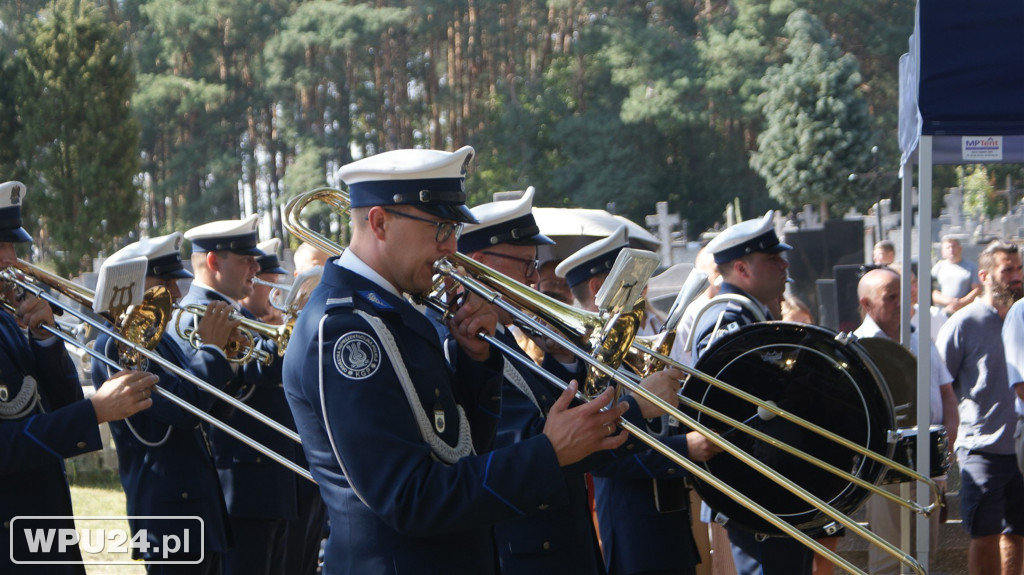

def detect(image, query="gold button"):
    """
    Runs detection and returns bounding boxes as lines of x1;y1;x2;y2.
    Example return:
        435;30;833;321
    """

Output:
667;468;677;475
538;504;549;510
626;444;635;450
255;457;262;463
181;492;189;499
542;541;551;550
3;521;9;529
76;441;87;449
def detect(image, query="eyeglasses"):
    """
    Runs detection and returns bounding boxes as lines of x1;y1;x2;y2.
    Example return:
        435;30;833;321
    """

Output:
381;208;464;243
480;251;540;276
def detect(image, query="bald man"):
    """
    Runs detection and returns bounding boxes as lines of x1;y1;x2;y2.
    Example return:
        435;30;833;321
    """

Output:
293;242;329;275
853;267;957;575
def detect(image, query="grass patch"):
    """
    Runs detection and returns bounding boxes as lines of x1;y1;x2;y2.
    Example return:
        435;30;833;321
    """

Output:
68;467;145;574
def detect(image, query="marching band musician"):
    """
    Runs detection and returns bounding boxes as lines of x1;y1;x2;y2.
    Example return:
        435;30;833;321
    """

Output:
171;217;298;575
238;238;327;575
455;191;695;574
0;181;157;573
282;147;631;574
688;211;811;575
554;226;721;575
242;239;288;324
91;233;237;573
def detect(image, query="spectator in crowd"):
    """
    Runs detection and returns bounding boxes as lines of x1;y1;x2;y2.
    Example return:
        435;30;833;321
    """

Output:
855;267;958;575
937;240;1024;575
932;236;981;316
873;240;896;266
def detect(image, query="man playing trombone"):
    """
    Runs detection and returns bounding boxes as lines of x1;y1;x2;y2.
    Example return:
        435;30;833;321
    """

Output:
554;225;721;575
0;181;159;572
173;217;299;575
283;147;632;575
91;233;239;573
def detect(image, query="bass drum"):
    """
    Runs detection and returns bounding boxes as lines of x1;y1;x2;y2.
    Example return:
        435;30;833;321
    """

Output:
686;322;896;537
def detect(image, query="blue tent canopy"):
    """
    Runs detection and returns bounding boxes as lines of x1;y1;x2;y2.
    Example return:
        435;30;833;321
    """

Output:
893;0;1024;568
902;0;1024;166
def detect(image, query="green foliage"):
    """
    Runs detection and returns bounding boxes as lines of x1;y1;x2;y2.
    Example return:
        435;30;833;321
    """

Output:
750;9;875;217
959;165;1004;220
1;0;925;256
12;0;139;275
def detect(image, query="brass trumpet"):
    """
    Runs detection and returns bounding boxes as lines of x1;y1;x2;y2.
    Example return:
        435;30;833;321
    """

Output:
173;304;279;366
173;264;323;365
283;186;929;574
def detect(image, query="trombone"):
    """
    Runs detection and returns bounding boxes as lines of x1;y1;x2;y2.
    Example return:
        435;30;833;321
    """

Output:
283;187;927;574
2;261;313;483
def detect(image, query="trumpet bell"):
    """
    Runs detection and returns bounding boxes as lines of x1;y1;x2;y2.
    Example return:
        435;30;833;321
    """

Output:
684;322;896;537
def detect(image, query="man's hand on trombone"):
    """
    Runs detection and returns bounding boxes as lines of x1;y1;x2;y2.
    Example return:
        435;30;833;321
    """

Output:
446;291;498;362
628;366;723;462
542;381;629;466
17;291;57;340
630;366;685;419
91;370;158;423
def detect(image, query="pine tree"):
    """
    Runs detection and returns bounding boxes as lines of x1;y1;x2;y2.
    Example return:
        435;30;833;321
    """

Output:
749;9;875;219
13;0;140;275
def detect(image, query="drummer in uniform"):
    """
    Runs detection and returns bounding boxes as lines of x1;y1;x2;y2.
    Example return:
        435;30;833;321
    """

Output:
554;226;721;575
282;146;632;574
92;233;237;573
688;211;810;575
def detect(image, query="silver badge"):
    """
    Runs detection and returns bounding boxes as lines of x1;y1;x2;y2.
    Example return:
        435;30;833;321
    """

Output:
434;406;446;433
0;385;7;402
333;332;381;380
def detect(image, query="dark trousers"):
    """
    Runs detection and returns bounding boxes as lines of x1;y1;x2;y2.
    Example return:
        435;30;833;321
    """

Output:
223;518;287;575
147;553;222;575
283;482;327;574
727;527;813;575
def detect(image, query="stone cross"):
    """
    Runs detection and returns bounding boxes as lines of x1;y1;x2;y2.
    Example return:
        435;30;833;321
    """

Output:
801;204;819;229
945;187;963;229
646;201;680;265
725;204;736;228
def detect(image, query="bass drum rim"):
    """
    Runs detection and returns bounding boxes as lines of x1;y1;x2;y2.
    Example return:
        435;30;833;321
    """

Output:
687;321;896;538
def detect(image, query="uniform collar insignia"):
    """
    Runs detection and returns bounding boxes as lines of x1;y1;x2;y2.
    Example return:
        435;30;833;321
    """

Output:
359;290;394;310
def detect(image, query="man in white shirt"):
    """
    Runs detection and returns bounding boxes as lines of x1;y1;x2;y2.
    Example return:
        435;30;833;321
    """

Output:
853;267;958;575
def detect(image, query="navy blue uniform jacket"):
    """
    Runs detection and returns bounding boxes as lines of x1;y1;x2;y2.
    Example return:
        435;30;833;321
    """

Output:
169;284;298;521
283;257;573;575
91;330;234;558
690;281;812;575
0;311;95;573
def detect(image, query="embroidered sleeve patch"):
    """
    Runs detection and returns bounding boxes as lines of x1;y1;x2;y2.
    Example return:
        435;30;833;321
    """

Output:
333;332;382;379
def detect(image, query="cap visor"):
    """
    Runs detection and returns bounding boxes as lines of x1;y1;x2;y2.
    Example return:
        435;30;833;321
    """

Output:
157;269;194;280
0;228;32;243
231;247;265;256
261;265;288;275
416;204;479;224
510;232;555;246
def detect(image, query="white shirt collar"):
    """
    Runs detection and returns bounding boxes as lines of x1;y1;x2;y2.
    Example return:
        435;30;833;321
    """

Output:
190;280;240;308
336;249;403;300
